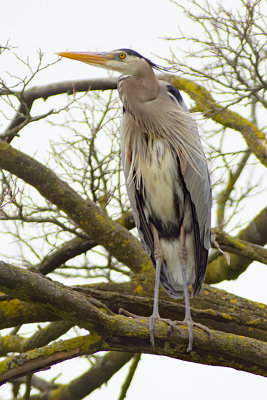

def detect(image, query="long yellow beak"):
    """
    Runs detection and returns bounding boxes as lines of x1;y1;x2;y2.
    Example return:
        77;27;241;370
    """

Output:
56;51;112;66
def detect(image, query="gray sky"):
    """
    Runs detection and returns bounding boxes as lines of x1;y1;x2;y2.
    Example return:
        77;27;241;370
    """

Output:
0;0;266;398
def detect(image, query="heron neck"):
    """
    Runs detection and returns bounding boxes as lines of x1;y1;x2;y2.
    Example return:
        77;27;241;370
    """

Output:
119;67;159;105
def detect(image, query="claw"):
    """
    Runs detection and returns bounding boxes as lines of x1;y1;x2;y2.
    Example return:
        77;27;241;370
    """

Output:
174;319;212;352
149;315;182;346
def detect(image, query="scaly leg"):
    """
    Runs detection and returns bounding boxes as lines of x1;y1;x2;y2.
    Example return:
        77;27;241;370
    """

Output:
149;224;182;346
120;223;181;346
176;225;211;352
149;224;162;346
178;225;193;352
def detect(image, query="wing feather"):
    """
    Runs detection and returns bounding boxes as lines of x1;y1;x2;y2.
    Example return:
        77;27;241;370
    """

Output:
164;82;212;291
121;142;154;258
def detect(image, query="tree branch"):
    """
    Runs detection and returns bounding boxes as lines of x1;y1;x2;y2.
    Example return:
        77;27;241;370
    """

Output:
43;352;133;400
0;141;150;274
212;229;267;264
0;334;104;384
0;320;266;382
216;150;251;227
0;261;266;379
1;78;117;143
160;75;267;167
118;353;141;400
1;261;266;341
206;206;267;283
33;212;134;275
0;321;72;356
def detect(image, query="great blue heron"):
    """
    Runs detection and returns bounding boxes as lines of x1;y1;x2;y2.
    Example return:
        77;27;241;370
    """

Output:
58;49;212;351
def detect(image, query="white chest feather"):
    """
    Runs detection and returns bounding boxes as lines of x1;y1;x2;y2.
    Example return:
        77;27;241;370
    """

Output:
137;140;183;224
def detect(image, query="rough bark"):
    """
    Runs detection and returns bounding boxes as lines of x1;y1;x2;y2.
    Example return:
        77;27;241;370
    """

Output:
0;261;266;381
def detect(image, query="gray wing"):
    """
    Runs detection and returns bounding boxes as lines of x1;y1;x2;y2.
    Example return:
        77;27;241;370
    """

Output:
163;82;212;292
121;136;155;260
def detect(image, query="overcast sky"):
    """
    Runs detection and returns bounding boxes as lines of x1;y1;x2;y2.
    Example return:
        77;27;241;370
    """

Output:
1;0;266;399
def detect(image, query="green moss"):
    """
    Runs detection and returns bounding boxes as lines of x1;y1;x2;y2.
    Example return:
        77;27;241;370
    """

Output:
0;334;103;377
134;285;143;296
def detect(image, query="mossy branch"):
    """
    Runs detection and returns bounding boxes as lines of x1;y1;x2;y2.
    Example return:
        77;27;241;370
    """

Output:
206;207;267;283
212;229;267;264
1;264;266;342
0;321;266;382
0;261;266;379
0;334;104;384
0;321;72;356
162;75;267;167
0;140;151;275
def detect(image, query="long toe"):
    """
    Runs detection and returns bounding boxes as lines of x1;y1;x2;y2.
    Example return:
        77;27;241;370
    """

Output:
149;316;182;347
192;321;212;338
119;308;145;320
174;319;211;352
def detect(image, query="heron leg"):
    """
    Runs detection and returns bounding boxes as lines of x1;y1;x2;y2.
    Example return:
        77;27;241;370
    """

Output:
118;223;163;345
178;225;194;352
149;224;163;346
148;225;183;346
174;225;211;352
119;223;182;346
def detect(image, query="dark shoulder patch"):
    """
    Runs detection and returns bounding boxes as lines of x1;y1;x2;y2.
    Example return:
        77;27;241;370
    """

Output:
166;85;183;105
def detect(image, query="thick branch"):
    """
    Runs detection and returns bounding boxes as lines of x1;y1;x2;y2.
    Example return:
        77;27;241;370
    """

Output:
0;261;115;334
212;229;267;264
206;207;267;283
0;334;104;384
0;78;117;99
0;261;266;379
0;321;72;356
1;263;266;342
0;298;58;329
0;141;150;274
0;321;266;382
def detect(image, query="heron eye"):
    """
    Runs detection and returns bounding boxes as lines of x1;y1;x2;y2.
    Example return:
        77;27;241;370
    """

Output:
119;52;126;60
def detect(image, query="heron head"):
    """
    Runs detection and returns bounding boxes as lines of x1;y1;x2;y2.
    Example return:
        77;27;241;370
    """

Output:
57;48;155;76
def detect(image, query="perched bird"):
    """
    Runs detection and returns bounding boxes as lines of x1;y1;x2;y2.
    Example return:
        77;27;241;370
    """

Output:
58;49;212;351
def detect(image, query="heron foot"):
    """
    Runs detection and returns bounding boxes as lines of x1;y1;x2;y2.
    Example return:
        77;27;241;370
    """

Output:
173;319;211;352
149;315;182;347
118;308;142;319
119;308;157;345
119;308;182;347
